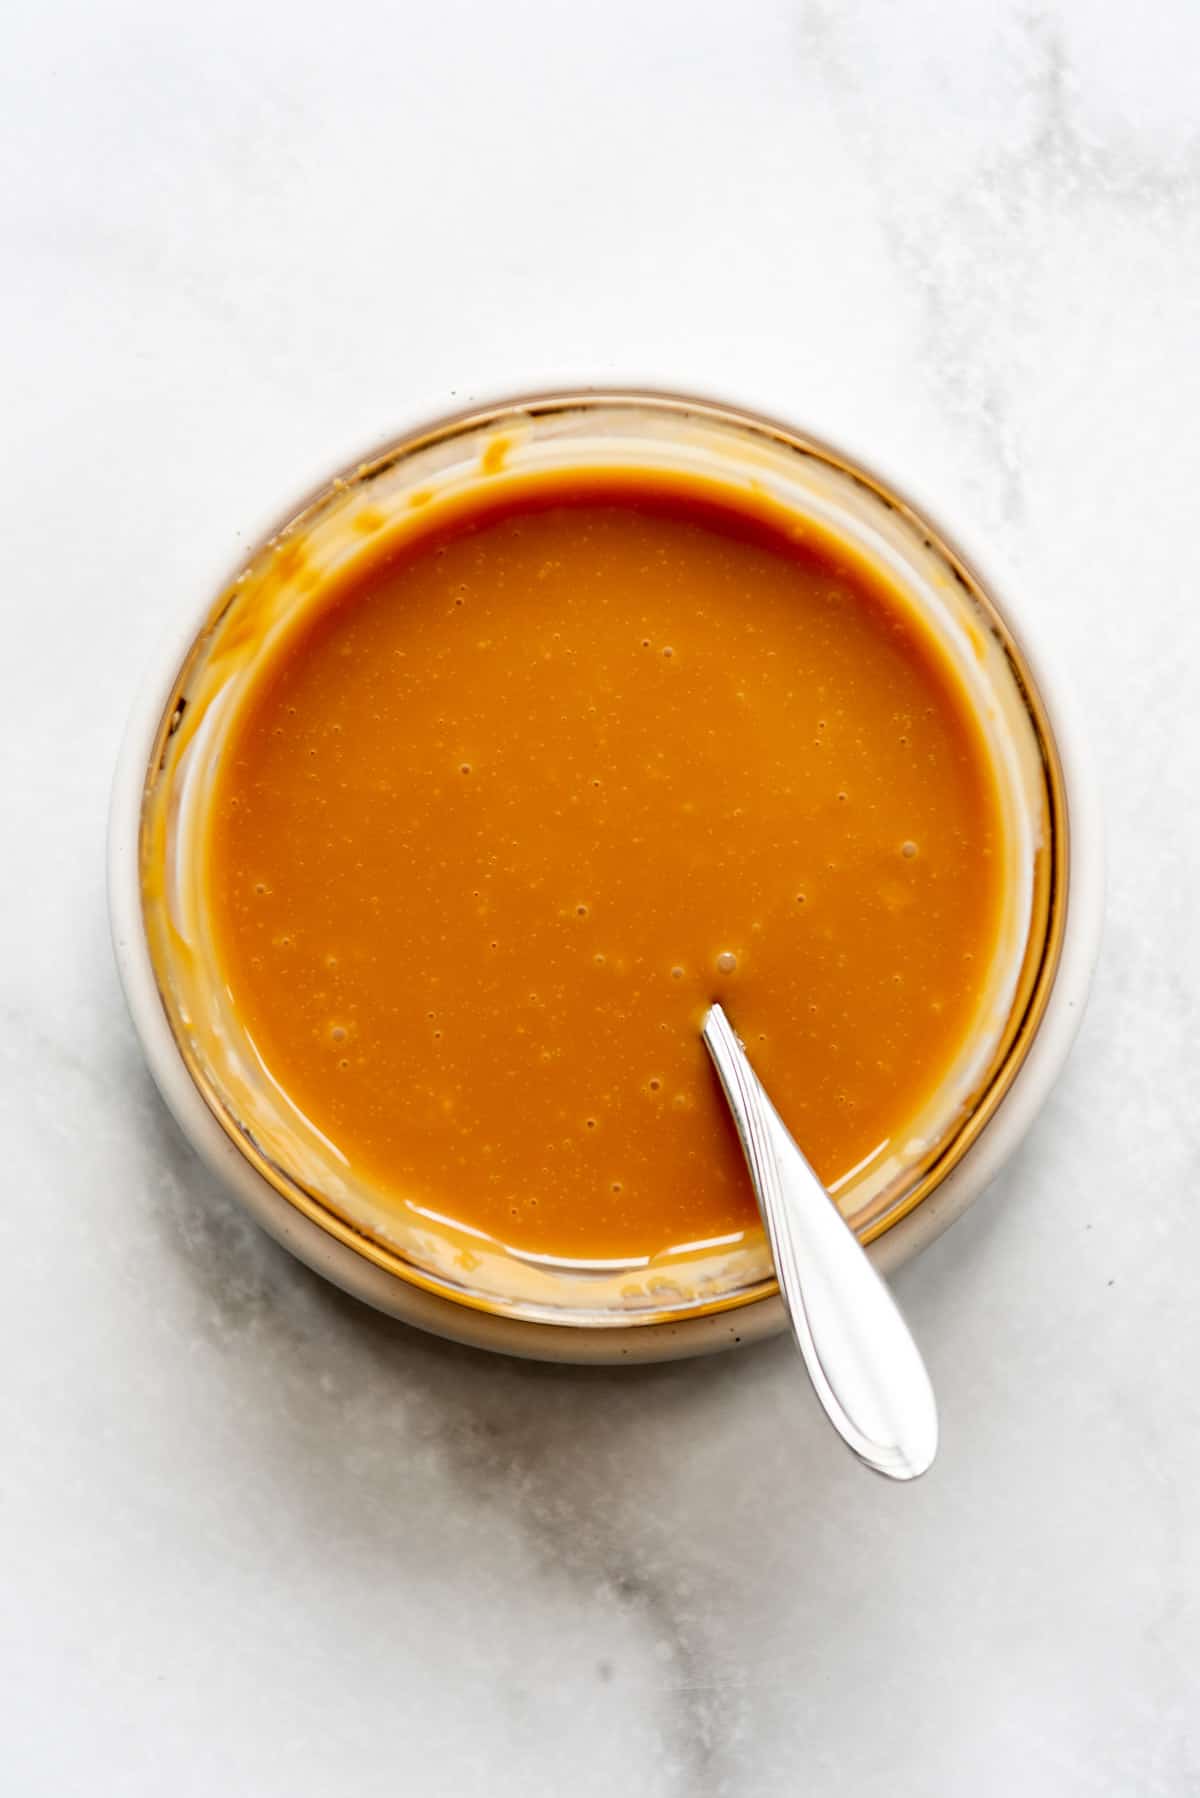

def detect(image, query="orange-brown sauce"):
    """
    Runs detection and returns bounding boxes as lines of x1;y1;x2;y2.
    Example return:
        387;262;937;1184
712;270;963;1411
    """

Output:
208;473;1005;1260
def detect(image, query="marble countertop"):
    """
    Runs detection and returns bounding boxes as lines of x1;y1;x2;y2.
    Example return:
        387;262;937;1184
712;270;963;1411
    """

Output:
4;2;1199;1791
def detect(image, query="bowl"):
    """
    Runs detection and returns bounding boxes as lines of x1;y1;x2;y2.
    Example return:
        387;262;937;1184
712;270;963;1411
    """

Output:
109;390;1103;1362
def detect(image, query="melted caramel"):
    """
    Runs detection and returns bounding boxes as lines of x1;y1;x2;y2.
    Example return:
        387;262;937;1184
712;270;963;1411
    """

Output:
207;473;1004;1259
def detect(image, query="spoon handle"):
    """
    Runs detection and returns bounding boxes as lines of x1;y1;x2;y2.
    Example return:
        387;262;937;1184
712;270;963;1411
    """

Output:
702;1003;938;1481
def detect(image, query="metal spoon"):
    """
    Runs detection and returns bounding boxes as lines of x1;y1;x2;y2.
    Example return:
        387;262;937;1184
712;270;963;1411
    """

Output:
702;1002;938;1480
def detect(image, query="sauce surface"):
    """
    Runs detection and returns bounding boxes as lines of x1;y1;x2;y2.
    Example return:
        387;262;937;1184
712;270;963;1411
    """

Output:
207;474;1005;1260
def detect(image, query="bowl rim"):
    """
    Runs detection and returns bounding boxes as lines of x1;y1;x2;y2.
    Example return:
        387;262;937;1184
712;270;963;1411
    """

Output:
108;384;1104;1363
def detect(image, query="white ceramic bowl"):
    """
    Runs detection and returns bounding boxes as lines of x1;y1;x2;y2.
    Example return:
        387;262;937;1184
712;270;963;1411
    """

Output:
109;390;1103;1362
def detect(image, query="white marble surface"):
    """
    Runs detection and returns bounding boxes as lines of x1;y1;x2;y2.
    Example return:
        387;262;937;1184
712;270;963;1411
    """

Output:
3;2;1199;1791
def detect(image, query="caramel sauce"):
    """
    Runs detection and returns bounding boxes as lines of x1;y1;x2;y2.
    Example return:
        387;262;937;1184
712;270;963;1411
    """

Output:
207;472;1004;1259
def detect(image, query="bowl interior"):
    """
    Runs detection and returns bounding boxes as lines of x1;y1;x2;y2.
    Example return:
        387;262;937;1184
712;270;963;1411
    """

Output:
139;393;1063;1327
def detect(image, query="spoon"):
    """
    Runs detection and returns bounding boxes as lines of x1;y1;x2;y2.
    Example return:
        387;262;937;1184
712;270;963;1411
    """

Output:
702;1002;938;1480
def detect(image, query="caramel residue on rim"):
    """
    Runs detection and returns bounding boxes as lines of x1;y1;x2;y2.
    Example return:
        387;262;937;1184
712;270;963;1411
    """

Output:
480;434;513;475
